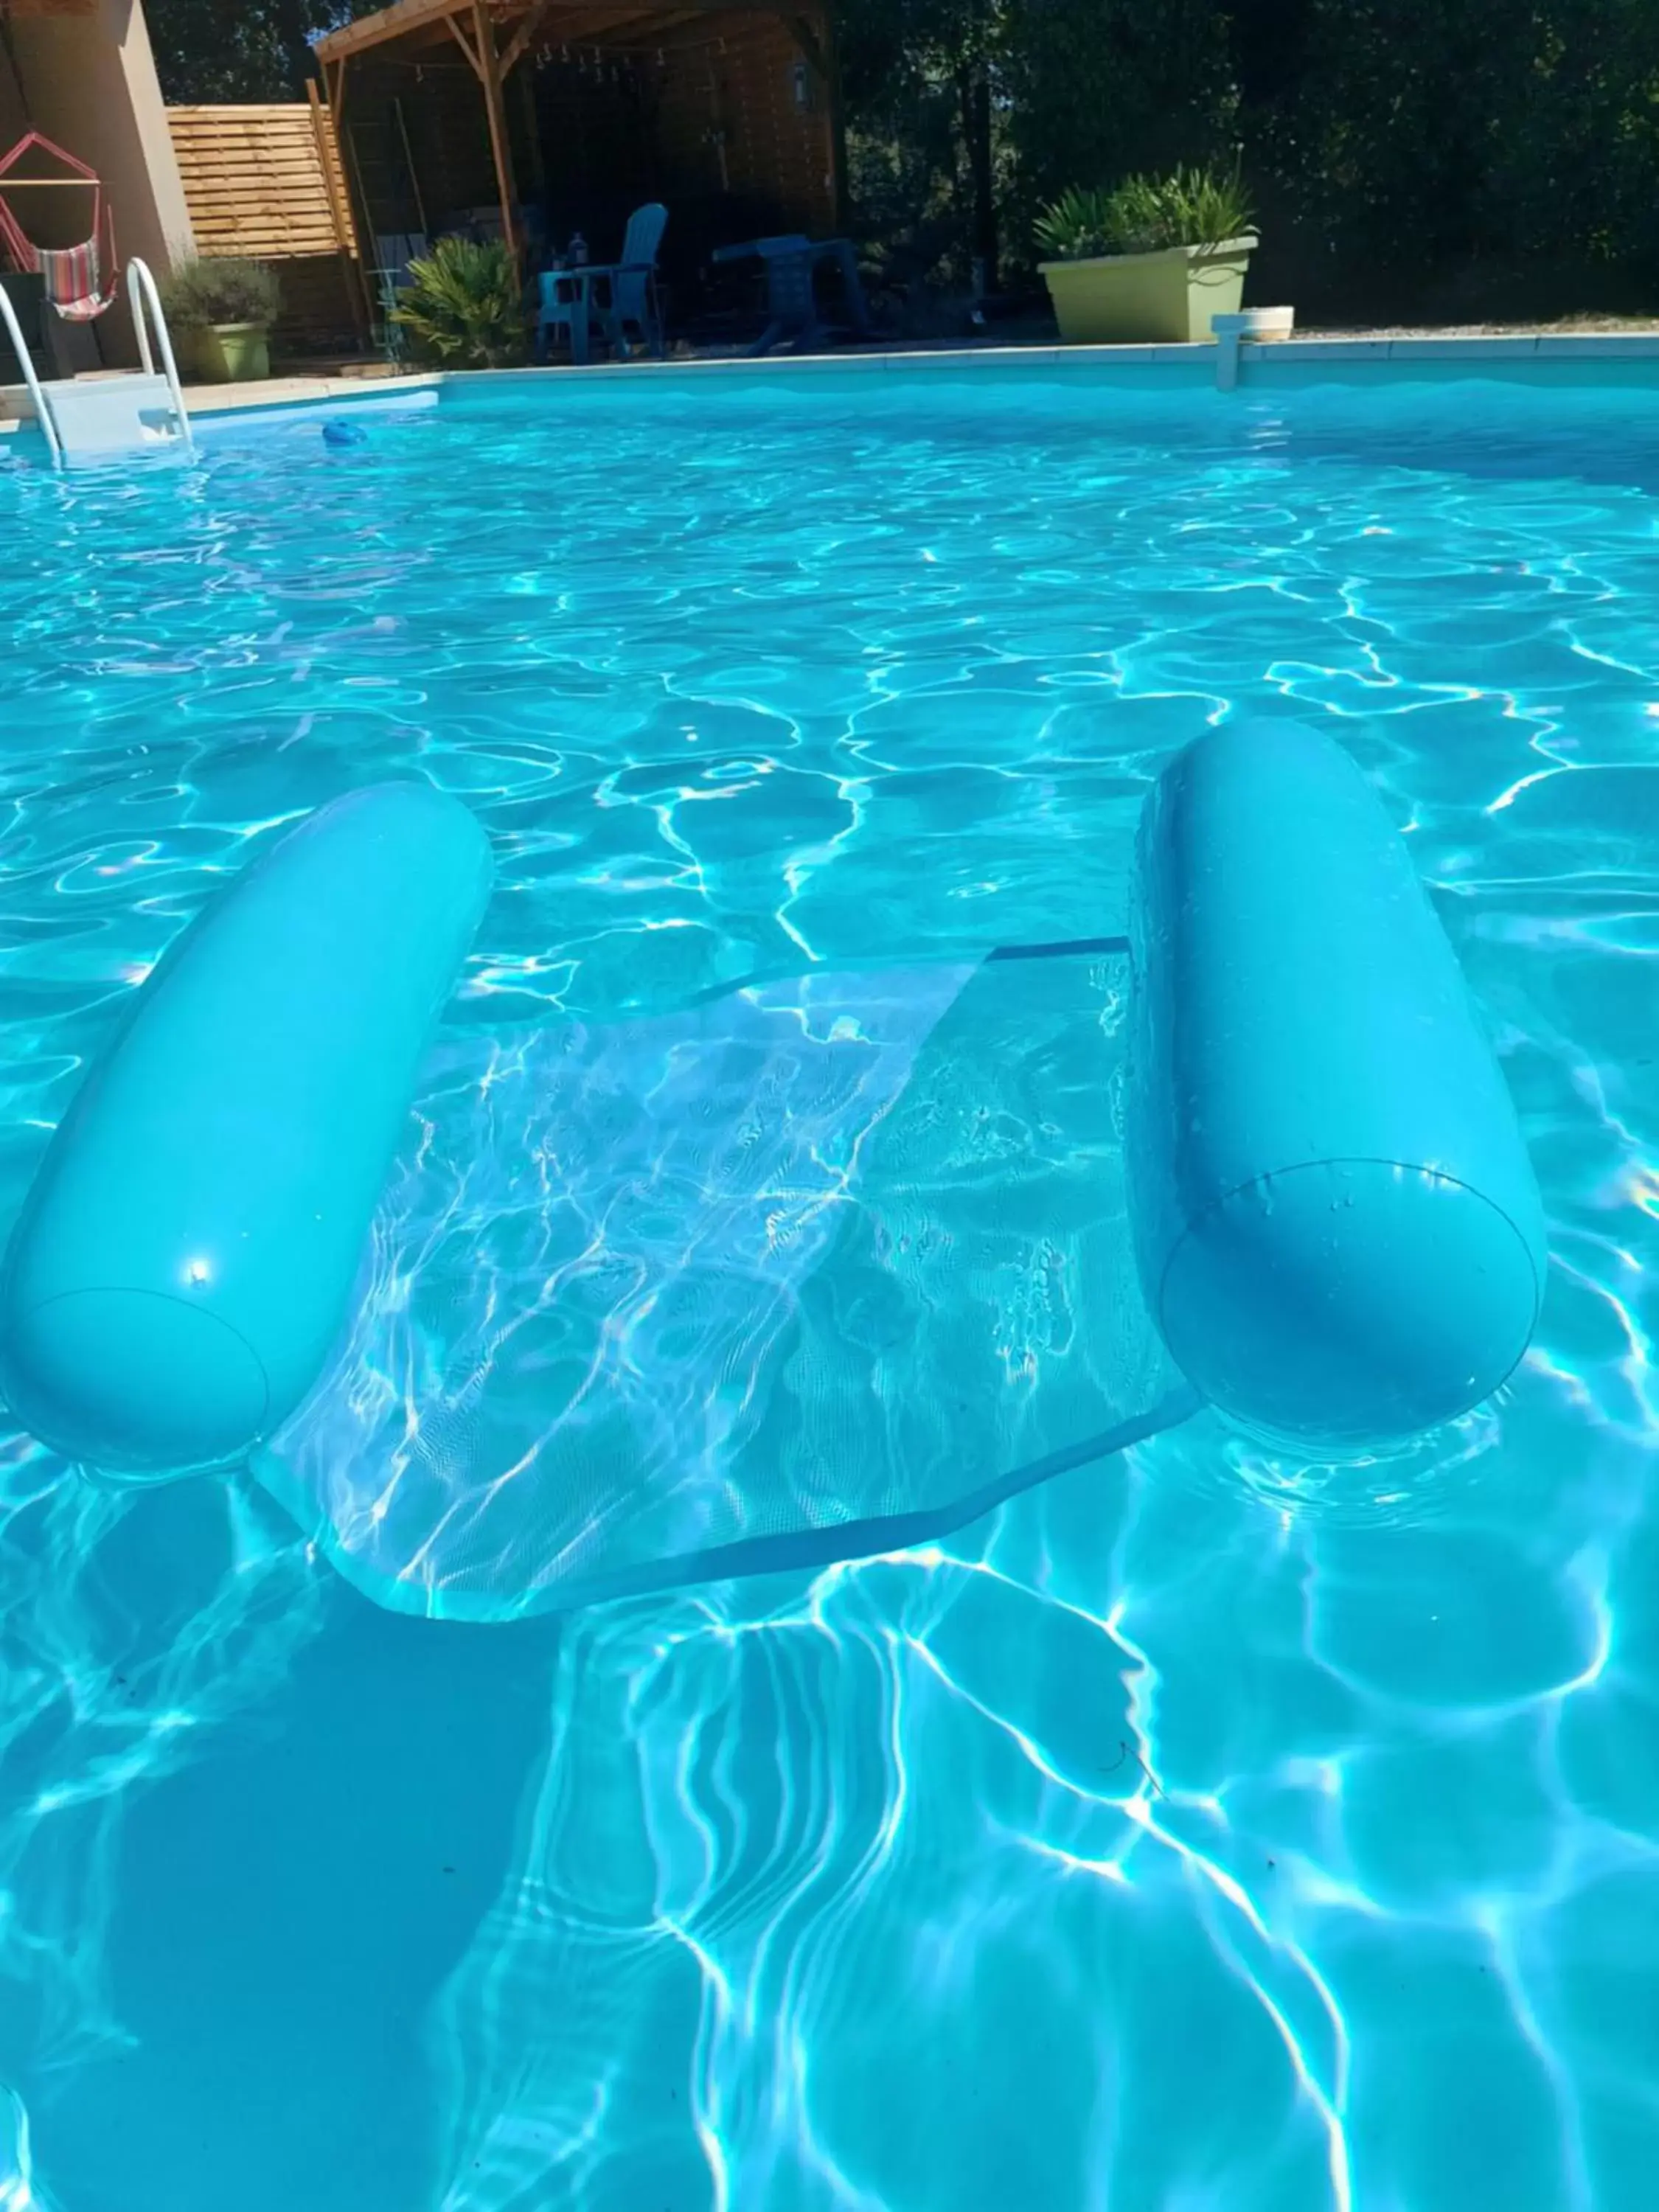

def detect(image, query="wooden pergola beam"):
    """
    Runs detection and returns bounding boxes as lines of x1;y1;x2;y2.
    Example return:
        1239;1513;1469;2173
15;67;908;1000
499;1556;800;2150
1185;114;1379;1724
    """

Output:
574;3;826;58
554;8;707;49
445;7;484;74
316;0;470;66
500;0;561;74
306;76;372;344
323;52;349;129
324;0;524;262
317;0;831;67
472;0;522;260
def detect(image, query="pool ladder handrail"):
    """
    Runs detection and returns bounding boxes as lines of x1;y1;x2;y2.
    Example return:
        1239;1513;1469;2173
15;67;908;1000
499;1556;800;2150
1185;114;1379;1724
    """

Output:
127;257;194;457
0;257;192;468
0;282;61;468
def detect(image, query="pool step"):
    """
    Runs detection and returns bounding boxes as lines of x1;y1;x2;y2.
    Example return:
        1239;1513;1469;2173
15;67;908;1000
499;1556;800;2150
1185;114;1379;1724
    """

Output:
0;259;192;470
37;371;189;463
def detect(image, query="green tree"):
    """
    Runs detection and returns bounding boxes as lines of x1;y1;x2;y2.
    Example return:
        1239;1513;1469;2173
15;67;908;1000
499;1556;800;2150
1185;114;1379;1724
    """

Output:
1248;0;1659;296
837;0;1012;295
838;0;1237;298
1003;0;1237;218
144;0;382;104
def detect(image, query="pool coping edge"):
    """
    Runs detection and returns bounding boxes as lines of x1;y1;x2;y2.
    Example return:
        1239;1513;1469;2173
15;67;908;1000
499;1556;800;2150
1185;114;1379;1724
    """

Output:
9;331;1659;445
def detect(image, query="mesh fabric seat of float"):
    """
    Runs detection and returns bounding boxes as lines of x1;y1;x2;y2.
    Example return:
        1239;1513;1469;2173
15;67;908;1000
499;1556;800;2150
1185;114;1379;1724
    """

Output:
262;942;1190;1617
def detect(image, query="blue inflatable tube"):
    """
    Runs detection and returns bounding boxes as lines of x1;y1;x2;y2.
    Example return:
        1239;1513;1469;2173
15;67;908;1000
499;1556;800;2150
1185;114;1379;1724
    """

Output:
1126;723;1545;1453
0;784;493;1476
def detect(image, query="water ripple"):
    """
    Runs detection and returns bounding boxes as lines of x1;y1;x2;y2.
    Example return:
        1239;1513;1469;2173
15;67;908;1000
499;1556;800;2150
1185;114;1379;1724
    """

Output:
1;378;1658;2205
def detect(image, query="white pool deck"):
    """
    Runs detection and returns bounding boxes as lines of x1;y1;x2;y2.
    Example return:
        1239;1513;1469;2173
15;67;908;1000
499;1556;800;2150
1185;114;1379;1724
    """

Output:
7;329;1659;439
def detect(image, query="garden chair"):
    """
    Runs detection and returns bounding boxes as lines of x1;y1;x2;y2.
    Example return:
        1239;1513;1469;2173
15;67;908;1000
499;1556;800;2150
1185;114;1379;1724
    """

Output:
535;203;668;366
372;232;428;361
712;233;872;355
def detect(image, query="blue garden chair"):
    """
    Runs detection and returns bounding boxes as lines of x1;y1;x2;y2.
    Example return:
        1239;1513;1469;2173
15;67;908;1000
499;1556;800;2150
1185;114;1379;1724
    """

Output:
372;232;428;361
535;203;668;366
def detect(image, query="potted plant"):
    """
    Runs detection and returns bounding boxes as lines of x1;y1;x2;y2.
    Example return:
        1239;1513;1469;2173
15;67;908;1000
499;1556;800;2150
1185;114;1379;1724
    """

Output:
158;257;282;381
1034;164;1256;344
390;238;527;369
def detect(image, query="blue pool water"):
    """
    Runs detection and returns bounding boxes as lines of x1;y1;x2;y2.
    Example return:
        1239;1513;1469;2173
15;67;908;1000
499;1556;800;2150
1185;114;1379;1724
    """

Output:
1;369;1658;2208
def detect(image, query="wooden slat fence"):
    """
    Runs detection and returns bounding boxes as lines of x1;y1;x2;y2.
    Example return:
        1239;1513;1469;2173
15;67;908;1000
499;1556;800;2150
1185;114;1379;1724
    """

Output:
167;102;364;352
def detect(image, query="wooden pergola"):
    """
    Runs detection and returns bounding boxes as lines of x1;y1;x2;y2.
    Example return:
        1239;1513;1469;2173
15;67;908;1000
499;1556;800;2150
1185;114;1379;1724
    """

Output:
314;0;844;273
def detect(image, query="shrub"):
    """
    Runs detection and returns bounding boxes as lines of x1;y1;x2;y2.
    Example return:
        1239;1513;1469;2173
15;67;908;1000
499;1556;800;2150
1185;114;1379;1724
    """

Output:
158;255;282;329
1034;164;1255;260
390;237;526;369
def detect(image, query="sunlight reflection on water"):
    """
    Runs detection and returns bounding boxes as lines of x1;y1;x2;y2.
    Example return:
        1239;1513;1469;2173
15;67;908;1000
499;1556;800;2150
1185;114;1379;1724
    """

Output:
0;375;1656;2208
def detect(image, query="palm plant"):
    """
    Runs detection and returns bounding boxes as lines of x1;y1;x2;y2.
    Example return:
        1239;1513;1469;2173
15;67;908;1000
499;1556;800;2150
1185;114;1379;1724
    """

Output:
390;237;526;369
1034;164;1255;261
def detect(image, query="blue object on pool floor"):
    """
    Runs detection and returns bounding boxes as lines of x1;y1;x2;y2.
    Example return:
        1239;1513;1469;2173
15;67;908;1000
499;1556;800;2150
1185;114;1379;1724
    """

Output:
0;783;493;1475
1127;723;1546;1452
321;418;367;448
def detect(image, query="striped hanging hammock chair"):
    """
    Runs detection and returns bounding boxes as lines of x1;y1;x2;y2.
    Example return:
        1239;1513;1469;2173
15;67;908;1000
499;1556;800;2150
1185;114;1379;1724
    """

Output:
0;130;119;322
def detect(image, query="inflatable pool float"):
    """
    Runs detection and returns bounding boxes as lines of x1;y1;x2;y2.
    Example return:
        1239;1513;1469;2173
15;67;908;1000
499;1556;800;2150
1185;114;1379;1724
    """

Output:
0;726;1545;1613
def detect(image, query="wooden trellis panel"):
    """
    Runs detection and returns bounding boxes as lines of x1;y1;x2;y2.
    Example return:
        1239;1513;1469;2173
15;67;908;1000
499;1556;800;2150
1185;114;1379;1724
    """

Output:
167;102;362;349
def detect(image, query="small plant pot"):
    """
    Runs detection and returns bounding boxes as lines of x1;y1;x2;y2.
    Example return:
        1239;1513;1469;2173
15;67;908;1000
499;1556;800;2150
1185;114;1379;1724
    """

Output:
1039;237;1257;344
186;322;271;383
1232;305;1294;341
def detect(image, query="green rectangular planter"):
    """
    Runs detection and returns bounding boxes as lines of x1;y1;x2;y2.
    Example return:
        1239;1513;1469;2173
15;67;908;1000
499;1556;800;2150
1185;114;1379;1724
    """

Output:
1039;237;1257;344
184;322;271;383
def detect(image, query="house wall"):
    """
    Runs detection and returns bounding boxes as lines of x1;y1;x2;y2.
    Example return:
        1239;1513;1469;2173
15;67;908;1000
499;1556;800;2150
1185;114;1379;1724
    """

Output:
4;0;195;366
0;27;29;147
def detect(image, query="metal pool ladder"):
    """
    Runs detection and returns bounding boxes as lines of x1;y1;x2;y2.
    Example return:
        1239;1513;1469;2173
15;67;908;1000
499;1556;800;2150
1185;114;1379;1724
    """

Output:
0;257;193;467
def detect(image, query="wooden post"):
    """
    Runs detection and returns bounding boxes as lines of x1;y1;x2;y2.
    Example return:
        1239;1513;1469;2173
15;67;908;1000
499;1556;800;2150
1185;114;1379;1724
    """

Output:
392;94;430;237
818;4;849;235
307;77;372;347
326;55;350;132
515;58;547;210
472;0;521;262
958;58;997;293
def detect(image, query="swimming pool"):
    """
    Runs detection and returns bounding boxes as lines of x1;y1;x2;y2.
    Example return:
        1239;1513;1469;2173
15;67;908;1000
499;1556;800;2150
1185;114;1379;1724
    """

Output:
0;367;1655;2210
